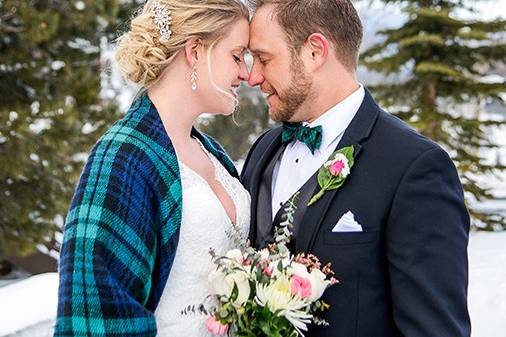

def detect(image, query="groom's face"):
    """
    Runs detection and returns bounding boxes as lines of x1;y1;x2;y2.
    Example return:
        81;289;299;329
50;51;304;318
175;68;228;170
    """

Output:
248;5;313;123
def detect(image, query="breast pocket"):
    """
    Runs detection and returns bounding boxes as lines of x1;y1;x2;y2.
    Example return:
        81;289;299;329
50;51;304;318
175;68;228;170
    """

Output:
323;229;380;246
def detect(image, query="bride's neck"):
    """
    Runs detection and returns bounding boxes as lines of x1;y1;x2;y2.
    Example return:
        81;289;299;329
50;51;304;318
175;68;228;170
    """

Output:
147;71;202;148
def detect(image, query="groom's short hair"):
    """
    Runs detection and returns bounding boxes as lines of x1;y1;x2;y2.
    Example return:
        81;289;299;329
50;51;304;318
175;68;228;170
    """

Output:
248;0;363;71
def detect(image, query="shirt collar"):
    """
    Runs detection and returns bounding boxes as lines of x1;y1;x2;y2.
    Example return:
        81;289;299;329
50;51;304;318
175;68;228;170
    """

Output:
304;84;365;151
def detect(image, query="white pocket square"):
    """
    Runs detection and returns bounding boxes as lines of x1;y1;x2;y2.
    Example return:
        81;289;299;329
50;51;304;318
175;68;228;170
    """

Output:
331;211;363;232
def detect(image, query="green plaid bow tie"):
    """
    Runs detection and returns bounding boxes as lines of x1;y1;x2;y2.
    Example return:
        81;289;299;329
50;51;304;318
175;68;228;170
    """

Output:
281;122;323;154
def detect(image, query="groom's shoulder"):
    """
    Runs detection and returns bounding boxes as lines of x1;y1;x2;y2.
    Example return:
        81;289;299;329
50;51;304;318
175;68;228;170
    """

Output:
372;108;443;156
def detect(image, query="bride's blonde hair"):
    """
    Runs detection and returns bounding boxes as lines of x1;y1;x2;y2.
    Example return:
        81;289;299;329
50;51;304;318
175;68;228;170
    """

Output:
115;0;249;88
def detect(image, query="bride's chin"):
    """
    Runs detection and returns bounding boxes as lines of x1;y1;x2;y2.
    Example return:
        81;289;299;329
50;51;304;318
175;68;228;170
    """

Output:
223;97;239;115
211;91;238;116
215;104;236;116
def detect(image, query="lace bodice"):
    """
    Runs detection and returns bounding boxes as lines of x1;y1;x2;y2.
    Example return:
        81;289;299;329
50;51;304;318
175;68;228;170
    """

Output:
154;142;250;336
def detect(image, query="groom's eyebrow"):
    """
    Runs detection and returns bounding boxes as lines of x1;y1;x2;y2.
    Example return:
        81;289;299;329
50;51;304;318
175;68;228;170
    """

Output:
249;49;272;57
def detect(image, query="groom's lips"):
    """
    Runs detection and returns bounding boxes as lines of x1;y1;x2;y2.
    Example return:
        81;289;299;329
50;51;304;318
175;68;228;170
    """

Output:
261;84;276;97
262;85;277;104
264;91;276;98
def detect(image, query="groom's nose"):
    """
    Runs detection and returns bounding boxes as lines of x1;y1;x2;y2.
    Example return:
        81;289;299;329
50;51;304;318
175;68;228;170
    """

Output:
248;61;265;87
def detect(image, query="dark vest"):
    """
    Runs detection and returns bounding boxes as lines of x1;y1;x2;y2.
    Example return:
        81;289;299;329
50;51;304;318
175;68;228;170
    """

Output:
254;144;319;251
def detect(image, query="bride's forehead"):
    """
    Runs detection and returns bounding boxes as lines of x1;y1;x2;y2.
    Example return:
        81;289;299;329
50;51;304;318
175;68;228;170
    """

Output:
224;20;250;40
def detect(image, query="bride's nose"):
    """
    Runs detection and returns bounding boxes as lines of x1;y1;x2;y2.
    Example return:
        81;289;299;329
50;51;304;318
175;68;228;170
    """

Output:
238;61;250;81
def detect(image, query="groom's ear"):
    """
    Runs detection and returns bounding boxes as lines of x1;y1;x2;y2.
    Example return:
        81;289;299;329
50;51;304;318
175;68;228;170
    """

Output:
305;33;330;71
184;37;203;67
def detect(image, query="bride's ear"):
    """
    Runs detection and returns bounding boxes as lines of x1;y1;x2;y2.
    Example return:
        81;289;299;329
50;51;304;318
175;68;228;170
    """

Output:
184;37;202;68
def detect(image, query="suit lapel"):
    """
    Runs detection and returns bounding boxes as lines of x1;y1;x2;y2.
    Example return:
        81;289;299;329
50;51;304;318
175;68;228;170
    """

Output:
248;127;283;243
296;89;380;253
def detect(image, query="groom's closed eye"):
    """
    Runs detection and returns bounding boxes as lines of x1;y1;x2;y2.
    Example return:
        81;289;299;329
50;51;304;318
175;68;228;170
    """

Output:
250;54;269;66
258;57;269;66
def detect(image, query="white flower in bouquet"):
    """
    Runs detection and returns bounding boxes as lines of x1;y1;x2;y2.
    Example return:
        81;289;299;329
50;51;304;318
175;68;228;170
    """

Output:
289;262;331;302
308;268;330;302
267;256;292;278
255;273;313;333
289;262;309;278
289;262;332;302
225;248;244;264
208;267;251;306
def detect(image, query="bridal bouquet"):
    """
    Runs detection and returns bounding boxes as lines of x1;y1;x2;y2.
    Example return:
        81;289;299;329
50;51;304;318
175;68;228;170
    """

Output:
186;194;338;337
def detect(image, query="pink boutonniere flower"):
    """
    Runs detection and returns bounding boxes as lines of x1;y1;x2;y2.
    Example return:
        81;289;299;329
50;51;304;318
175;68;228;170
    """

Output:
308;145;354;206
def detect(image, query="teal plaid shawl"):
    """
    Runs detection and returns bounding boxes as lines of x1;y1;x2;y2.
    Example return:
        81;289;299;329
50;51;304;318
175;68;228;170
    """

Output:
54;93;238;336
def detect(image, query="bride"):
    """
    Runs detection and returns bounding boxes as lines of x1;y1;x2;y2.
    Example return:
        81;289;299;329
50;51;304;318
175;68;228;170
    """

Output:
53;0;250;336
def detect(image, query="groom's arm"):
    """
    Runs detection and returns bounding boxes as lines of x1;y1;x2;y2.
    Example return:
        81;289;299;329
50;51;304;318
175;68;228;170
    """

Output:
386;146;471;337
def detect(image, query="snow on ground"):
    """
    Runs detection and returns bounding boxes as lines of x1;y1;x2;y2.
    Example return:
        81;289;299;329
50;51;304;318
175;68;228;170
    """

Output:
468;231;506;337
0;273;58;336
0;232;505;336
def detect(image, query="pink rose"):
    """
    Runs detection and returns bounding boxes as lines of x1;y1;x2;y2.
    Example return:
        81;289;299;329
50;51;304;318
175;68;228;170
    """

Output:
263;265;273;277
329;160;345;176
290;275;312;299
206;316;229;335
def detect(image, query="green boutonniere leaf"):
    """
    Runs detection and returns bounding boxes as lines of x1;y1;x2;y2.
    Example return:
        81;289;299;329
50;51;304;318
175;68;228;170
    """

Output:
308;145;355;206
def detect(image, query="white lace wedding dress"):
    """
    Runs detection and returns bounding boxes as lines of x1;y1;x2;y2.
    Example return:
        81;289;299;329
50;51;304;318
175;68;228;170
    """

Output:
155;141;251;336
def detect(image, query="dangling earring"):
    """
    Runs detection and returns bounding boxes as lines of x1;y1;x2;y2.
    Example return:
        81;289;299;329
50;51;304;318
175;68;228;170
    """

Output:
190;64;198;91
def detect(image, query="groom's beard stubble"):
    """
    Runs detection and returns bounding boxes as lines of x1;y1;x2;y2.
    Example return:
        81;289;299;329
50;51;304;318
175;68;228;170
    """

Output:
268;56;313;123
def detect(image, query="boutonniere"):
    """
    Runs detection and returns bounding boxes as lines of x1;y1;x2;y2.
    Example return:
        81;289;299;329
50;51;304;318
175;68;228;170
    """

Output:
308;145;355;206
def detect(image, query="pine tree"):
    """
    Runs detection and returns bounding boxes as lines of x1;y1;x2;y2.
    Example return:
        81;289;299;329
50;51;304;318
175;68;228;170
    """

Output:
0;0;126;257
361;0;506;230
198;86;272;162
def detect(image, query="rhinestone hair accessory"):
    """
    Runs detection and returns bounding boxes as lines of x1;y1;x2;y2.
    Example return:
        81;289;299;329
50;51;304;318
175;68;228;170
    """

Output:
151;1;173;43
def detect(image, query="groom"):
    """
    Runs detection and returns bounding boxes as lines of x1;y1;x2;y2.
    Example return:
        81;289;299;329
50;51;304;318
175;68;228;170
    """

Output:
241;1;471;336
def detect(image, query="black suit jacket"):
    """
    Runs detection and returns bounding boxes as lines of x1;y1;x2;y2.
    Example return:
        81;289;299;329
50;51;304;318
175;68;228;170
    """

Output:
241;90;471;337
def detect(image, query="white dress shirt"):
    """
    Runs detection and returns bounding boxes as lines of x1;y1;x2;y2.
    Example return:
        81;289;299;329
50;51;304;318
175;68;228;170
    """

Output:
271;85;365;219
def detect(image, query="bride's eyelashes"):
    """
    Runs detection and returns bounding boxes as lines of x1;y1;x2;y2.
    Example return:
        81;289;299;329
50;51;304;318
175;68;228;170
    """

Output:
233;54;243;63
